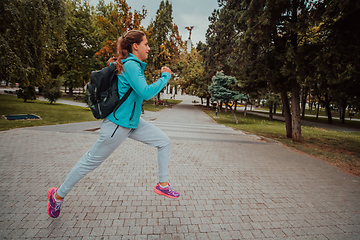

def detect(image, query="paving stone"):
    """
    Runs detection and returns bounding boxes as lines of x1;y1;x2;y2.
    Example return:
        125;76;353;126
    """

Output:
0;98;359;239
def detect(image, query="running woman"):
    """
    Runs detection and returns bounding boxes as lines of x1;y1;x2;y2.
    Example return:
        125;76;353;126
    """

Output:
47;30;179;218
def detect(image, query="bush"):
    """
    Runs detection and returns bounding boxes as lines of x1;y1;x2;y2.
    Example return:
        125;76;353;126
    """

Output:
42;77;63;104
16;85;36;102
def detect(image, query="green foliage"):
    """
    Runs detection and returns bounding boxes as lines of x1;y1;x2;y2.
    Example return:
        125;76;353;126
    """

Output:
16;85;36;102
57;0;104;95
143;0;184;100
42;76;63;104
310;0;360;122
209;72;242;103
0;0;66;91
146;1;183;80
204;0;360;140
176;49;208;98
148;0;174;70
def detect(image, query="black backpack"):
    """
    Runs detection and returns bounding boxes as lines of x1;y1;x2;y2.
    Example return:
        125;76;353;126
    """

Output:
86;64;132;120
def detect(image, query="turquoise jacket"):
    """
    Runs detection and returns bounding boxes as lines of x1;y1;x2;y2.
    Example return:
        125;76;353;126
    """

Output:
107;53;171;128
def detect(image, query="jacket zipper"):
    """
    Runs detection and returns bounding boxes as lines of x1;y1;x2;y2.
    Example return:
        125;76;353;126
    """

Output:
129;102;136;121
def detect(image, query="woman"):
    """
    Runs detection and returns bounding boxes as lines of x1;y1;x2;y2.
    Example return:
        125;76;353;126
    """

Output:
47;30;179;219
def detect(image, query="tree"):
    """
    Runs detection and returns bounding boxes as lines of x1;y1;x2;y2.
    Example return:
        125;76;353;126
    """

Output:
43;77;63;104
312;0;360;124
95;0;147;58
1;0;66;101
57;0;104;95
210;0;322;142
209;72;242;123
176;48;211;106
146;0;182;100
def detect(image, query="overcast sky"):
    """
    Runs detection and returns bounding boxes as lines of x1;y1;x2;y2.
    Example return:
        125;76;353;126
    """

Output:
88;0;219;44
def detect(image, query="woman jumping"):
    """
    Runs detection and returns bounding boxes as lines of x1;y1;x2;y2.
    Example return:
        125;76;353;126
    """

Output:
47;30;179;218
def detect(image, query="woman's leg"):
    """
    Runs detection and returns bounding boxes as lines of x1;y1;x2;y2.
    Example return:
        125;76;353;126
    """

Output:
129;119;179;198
56;119;132;198
128;118;171;183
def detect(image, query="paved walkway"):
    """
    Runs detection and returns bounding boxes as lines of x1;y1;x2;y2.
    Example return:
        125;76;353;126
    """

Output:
0;99;360;239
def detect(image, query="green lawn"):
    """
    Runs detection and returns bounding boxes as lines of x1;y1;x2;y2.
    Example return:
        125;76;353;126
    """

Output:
255;106;360;119
0;94;96;131
0;94;182;131
143;99;182;112
204;107;360;177
253;107;360;129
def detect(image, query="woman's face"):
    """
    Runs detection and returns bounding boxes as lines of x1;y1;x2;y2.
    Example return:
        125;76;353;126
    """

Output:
133;35;150;61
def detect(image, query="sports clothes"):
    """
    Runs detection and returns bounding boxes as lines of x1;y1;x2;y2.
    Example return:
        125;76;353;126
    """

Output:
107;53;171;128
153;183;180;199
47;187;64;218
56;118;171;198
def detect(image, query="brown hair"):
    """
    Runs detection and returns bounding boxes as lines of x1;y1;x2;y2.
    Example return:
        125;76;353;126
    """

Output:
107;30;145;74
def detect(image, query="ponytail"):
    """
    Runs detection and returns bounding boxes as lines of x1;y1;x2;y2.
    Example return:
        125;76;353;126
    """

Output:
107;30;145;74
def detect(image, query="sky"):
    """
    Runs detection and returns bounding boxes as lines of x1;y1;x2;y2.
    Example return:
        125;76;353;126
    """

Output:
88;0;220;44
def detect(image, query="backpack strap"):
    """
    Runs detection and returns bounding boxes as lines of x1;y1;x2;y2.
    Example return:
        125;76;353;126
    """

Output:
112;87;133;120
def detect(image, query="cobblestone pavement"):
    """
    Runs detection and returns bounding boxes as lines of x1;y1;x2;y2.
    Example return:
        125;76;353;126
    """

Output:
0;99;359;240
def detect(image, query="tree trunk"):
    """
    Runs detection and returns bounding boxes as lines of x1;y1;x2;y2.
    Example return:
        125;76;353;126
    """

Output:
273;102;277;114
316;102;320;120
340;102;347;124
321;94;333;124
324;104;332;124
269;102;273;121
281;89;292;138
291;83;301;142
244;102;247;117
234;100;237;112
341;105;350;124
227;104;238;124
290;0;301;142
301;88;308;119
69;87;73;96
206;97;210;109
157;92;161;101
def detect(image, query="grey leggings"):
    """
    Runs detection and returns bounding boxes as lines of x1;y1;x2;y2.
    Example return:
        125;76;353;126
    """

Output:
57;118;171;198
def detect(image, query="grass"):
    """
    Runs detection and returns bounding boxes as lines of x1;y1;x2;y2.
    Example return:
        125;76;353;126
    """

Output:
60;93;85;102
143;99;182;112
204;107;360;177
0;94;182;131
254;107;360;129
0;94;96;131
255;106;360;119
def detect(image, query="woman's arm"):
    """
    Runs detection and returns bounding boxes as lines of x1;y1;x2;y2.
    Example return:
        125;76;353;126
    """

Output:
123;61;171;100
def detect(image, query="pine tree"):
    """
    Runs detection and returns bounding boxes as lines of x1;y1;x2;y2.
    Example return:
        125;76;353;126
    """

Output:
209;72;242;123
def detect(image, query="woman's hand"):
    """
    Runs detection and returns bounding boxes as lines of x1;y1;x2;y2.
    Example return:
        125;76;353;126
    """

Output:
161;66;172;75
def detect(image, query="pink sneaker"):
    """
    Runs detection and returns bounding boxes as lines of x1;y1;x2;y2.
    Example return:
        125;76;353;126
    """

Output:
153;183;180;199
47;187;64;218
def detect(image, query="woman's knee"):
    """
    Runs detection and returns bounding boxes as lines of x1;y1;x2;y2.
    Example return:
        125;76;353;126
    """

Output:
157;134;171;150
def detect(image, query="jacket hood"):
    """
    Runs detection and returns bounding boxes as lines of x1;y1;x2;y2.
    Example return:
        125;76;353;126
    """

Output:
122;53;147;70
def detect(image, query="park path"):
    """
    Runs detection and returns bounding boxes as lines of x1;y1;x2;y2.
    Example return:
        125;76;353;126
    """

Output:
0;97;360;239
